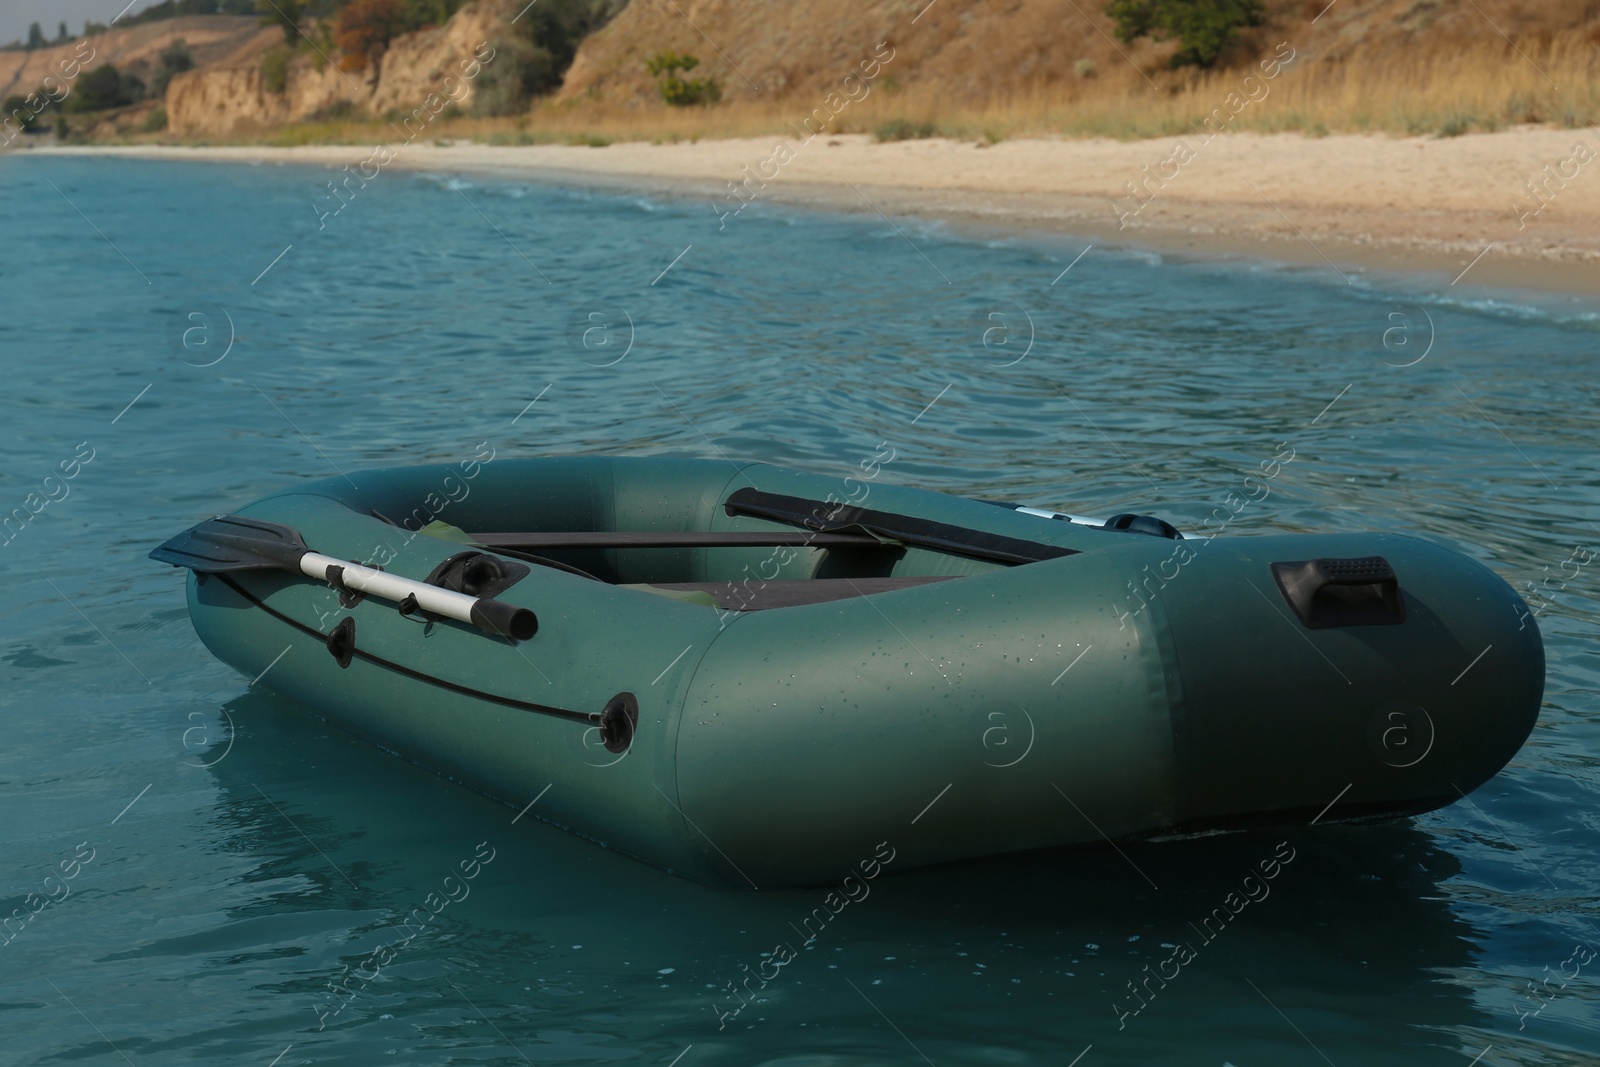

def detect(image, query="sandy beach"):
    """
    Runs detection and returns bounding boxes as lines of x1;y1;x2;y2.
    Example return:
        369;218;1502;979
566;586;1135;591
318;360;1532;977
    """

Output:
20;128;1600;295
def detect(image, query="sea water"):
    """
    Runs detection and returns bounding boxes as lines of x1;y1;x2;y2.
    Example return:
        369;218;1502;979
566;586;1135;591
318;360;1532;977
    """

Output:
0;155;1596;1066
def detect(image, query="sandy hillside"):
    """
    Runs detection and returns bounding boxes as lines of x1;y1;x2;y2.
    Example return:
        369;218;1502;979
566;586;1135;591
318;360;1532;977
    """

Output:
560;0;1600;105
164;2;508;135
0;16;266;102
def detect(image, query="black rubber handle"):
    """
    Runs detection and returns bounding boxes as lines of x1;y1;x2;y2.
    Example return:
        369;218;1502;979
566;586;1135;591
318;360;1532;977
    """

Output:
468;597;539;641
1270;556;1405;629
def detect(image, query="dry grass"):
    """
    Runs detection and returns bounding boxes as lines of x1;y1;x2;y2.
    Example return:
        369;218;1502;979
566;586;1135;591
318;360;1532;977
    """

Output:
505;37;1600;144
99;34;1599;148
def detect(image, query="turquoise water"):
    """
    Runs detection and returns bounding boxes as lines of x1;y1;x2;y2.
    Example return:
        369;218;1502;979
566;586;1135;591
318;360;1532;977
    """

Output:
1;154;1597;1066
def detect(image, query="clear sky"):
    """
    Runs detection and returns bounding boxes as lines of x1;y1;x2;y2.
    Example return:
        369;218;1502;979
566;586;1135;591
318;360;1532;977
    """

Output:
1;2;163;47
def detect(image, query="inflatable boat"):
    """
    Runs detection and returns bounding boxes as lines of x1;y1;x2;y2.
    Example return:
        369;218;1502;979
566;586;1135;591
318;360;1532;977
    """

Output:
152;456;1544;888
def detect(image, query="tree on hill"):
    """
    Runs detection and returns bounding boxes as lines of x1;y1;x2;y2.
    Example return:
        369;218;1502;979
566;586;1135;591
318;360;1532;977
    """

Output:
26;22;45;50
472;0;625;116
406;0;464;23
57;22;71;43
521;0;611;78
256;0;306;45
1104;0;1264;69
151;39;196;96
333;0;409;73
68;64;144;111
3;95;41;133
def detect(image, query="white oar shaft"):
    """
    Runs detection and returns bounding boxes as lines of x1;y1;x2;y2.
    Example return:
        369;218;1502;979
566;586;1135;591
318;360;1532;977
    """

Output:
1014;505;1111;528
299;551;480;627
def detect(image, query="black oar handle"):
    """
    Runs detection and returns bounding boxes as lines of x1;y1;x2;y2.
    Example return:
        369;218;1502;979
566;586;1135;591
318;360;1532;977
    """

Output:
469;597;539;641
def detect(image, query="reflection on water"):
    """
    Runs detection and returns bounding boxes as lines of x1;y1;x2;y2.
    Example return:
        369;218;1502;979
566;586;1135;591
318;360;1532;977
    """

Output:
0;156;1595;1065
172;695;1488;1066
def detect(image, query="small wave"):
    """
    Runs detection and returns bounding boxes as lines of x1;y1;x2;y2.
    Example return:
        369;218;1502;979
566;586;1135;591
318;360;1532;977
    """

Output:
1423;292;1600;329
1154;251;1600;328
411;172;476;192
1121;248;1164;267
1351;284;1600;330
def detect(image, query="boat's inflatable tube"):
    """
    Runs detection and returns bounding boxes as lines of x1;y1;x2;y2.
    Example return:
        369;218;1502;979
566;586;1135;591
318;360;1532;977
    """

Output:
157;457;1544;888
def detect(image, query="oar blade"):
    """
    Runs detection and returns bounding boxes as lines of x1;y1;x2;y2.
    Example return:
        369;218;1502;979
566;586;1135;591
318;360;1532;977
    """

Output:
150;514;310;573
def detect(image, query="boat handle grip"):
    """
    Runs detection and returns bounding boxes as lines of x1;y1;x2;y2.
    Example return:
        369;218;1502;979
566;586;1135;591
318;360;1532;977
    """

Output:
1269;556;1405;629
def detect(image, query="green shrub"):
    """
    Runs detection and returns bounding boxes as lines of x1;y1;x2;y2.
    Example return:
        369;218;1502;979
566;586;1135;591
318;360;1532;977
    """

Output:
143;104;168;132
486;128;542;145
150;39;194;98
873;118;937;142
2;95;40;134
255;0;305;46
471;0;623;116
521;0;607;80
659;74;721;107
307;99;360;122
645;51;722;107
262;48;290;95
1104;0;1264;69
67;64;140;112
472;37;560;116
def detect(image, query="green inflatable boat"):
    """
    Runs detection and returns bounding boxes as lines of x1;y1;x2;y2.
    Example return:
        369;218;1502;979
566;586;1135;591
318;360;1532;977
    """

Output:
152;455;1544;888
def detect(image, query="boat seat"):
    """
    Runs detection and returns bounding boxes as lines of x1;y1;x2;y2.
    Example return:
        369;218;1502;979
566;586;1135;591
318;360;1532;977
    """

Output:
647;576;959;611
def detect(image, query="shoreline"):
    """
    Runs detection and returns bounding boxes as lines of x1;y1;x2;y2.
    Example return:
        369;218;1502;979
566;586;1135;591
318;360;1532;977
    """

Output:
15;130;1600;299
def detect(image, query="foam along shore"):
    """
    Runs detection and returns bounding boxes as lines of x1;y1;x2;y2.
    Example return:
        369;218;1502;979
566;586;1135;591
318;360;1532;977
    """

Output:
21;127;1600;295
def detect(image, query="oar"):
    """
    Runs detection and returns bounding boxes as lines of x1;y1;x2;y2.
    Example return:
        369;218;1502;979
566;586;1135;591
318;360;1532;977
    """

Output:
150;515;538;641
723;488;1078;565
469;530;887;550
